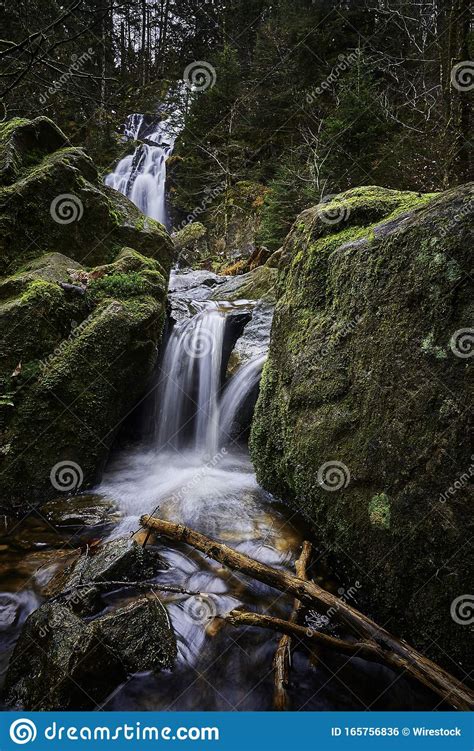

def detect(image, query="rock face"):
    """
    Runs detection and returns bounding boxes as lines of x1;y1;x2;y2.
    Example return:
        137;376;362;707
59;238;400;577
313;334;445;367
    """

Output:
250;185;473;670
0;118;173;510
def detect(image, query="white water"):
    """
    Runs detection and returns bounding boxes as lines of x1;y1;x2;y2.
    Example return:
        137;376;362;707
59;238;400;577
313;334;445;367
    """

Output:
105;112;176;225
156;302;227;456
219;355;266;444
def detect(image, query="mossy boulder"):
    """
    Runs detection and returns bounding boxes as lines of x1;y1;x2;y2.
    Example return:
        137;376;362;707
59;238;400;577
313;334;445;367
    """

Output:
250;184;473;672
0;117;172;275
0;118;173;510
211;265;277;302
172;221;208;267
5;597;176;710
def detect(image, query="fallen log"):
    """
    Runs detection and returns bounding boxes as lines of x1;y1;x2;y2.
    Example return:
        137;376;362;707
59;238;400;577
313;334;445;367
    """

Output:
273;541;312;710
141;514;474;711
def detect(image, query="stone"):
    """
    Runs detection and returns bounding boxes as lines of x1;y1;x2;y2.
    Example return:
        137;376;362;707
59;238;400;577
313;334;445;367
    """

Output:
250;183;474;671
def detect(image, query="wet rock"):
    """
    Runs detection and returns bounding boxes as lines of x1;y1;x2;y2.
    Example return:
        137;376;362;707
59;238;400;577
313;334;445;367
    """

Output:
4;603;124;710
96;596;176;673
40;494;120;529
230;301;273;371
211;265;277;302
4;596;176;710
47;538;166;597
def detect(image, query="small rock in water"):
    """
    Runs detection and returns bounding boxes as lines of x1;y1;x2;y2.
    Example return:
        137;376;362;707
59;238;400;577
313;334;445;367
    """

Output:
40;494;120;529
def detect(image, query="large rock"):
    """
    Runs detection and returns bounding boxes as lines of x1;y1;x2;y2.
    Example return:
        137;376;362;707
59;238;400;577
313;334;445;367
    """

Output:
250;184;473;671
0;118;173;510
4;597;176;710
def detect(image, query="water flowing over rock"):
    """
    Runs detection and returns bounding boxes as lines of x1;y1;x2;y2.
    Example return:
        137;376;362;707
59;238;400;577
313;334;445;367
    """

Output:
105;111;179;226
250;184;474;671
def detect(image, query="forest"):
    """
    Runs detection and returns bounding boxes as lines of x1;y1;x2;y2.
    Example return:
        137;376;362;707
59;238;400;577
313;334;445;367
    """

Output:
0;0;472;719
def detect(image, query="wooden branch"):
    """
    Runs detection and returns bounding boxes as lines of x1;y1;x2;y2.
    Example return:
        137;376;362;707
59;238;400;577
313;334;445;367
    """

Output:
50;580;202;602
273;540;312;710
224;609;383;662
141;514;474;711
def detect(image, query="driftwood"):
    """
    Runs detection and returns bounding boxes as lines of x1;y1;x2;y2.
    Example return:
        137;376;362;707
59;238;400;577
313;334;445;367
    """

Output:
273;540;312;710
141;514;474;711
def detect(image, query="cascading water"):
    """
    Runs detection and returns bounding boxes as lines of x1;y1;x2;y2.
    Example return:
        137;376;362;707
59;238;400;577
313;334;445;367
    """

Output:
156;302;227;456
105;112;177;226
219;355;266;444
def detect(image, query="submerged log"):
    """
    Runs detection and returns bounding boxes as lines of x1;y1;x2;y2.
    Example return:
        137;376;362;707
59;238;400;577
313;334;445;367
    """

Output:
273;540;312;710
141;514;474;710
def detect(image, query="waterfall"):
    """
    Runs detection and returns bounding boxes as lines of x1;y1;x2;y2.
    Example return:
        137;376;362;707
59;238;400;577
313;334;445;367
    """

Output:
218;355;266;444
155;300;266;457
156;302;227;457
105;112;176;226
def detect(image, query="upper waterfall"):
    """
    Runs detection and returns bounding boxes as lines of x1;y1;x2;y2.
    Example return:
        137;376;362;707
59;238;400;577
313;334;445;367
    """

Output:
105;110;178;227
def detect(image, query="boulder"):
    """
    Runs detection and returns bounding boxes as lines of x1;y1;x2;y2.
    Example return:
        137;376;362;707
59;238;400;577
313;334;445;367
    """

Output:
0;118;173;510
172;221;208;267
45;537;165;597
4;597;176;710
211;265;277;302
250;184;473;671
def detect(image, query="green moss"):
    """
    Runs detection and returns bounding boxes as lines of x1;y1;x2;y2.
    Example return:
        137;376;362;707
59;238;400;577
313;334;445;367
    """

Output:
421;332;448;360
250;182;473;670
20;279;63;306
88;272;151;301
368;493;391;529
0;117;172;510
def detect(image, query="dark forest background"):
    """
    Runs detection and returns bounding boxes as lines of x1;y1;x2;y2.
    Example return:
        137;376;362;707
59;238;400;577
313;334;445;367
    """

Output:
1;0;472;249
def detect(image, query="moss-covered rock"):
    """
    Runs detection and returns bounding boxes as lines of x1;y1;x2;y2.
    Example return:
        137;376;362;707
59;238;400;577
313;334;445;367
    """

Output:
0;117;172;275
211;265;277;302
172;221;208;267
0;118;173;510
250;184;473;672
5;596;176;710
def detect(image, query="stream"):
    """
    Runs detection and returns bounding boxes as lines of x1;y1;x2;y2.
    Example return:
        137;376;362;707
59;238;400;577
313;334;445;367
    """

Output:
0;112;440;712
0;271;438;711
